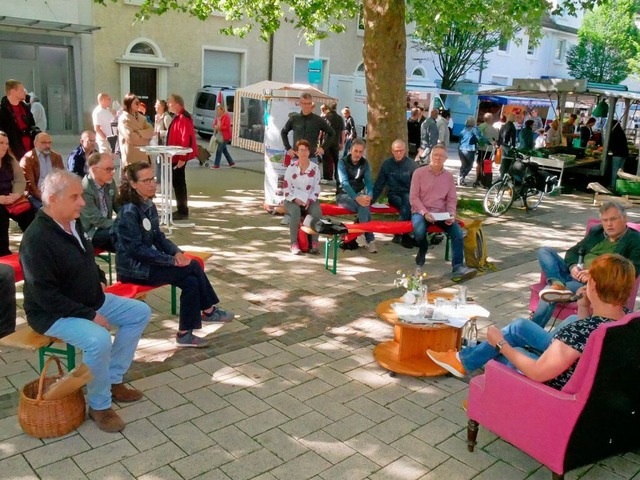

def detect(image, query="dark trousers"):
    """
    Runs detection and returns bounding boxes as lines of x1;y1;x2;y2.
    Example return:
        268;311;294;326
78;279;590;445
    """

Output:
387;193;411;221
120;259;219;331
172;165;189;214
0;263;16;338
0;204;35;256
323;145;340;181
91;228;116;252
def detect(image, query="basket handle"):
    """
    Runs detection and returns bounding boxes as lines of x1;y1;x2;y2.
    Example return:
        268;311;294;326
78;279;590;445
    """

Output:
36;356;65;402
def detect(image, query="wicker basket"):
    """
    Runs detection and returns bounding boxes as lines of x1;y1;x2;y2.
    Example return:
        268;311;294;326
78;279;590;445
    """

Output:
18;356;86;438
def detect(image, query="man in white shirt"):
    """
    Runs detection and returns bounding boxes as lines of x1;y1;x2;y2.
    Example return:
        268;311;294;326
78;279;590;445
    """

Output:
92;93;116;153
29;93;47;132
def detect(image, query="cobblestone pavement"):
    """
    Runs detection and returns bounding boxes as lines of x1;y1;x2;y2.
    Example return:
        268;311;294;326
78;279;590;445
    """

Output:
1;141;639;479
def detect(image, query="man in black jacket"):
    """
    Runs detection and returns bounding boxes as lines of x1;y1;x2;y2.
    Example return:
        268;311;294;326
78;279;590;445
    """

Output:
20;169;150;433
0;264;15;339
0;79;37;159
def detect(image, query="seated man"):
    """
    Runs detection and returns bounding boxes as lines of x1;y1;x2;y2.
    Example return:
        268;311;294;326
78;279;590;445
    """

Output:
532;201;640;328
20;169;151;433
372;139;417;248
0;263;16;339
410;144;476;281
68;130;97;177
336;138;376;253
80;152;119;252
20;132;64;209
428;254;634;389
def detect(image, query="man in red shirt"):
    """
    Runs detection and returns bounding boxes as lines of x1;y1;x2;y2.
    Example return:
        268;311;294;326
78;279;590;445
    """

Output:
0;80;37;159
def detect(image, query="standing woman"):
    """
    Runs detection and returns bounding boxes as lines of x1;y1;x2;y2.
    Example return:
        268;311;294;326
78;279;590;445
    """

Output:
211;105;235;168
166;94;197;220
283;140;322;255
117;93;154;168
154;100;172;145
342;107;356;158
498;113;517;178
113;162;234;347
0;131;35;256
457;117;487;186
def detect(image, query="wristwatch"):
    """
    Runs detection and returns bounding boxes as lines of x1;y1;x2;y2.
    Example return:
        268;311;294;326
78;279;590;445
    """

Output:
495;340;507;352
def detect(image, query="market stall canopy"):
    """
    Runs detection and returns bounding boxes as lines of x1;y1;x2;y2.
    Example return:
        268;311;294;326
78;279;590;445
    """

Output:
478;95;554;107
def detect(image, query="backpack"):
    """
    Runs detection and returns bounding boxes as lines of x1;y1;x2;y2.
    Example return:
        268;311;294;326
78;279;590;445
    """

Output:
463;219;496;272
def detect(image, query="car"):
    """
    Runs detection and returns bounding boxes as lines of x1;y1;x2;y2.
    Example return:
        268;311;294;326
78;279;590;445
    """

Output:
192;85;236;139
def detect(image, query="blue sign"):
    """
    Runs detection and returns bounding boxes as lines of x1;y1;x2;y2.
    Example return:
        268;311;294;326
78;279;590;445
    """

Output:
308;59;323;85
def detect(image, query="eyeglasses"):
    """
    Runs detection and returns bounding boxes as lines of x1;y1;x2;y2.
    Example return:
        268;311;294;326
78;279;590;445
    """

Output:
139;177;157;184
97;166;116;173
601;215;622;223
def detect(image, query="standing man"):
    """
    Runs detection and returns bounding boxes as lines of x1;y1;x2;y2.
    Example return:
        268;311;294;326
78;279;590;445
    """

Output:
81;152;119;252
281;92;335;164
475;113;499;187
68;130;97;177
410;144;477;281
20;132;64;209
407;108;422;157
29;93;47;133
417;108;439;162
20;169;150;433
93;93;116;154
0;79;37;160
336;138;376;253
0;263;16;339
322;102;345;183
373;139;417;248
562;113;579;144
436;110;450;149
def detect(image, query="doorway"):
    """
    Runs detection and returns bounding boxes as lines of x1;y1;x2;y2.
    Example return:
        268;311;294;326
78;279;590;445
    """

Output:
130;67;157;118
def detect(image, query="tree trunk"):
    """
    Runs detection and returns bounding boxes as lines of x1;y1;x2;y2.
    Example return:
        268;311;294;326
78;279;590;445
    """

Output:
363;0;407;175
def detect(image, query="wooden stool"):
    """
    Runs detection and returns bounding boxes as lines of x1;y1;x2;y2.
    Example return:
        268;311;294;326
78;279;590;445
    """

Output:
0;326;76;372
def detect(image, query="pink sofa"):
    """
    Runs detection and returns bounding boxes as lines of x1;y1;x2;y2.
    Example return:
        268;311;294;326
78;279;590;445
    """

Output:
466;311;640;479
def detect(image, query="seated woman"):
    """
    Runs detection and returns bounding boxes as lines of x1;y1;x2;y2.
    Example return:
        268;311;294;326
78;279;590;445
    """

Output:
0;130;35;256
113;162;234;347
428;253;634;390
283;140;322;255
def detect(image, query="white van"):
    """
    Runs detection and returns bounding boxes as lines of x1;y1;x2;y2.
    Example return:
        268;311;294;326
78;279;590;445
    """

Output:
192;85;236;138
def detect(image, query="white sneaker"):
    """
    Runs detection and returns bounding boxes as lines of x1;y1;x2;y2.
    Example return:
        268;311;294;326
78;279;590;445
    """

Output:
540;284;573;303
366;241;377;254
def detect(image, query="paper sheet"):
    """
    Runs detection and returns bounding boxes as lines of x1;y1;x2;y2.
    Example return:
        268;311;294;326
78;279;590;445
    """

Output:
431;212;453;221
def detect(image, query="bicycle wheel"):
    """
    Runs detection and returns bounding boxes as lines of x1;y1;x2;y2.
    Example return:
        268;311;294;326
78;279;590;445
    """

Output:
484;179;515;216
523;187;544;210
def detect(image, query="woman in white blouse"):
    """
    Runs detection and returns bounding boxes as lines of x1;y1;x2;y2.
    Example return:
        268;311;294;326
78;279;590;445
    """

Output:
283;140;322;255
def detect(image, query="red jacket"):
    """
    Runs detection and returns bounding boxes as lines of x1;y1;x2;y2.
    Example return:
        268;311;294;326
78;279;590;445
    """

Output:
214;113;232;142
166;109;197;164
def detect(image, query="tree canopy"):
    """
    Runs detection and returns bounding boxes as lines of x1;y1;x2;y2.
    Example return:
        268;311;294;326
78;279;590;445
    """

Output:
566;0;640;84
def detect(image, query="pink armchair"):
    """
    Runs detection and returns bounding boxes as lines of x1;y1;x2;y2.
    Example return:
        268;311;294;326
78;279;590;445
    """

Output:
528;219;640;322
466;311;640;479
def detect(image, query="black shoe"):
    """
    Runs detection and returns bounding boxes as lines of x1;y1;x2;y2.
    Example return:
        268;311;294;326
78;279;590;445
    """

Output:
391;234;402;244
415;247;427;266
173;210;189;220
430;233;445;245
401;234;415;249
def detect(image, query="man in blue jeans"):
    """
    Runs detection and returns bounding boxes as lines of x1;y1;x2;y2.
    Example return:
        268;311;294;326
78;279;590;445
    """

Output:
531;201;640;328
428;254;634;389
372;139;417;248
336;138;376;253
20;170;151;433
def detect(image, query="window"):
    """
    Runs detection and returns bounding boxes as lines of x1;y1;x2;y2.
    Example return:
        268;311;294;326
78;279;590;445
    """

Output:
498;35;509;53
130;42;155;56
357;4;364;37
491;75;509;86
411;67;426;78
356;62;365;74
555;39;566;61
526;38;536;56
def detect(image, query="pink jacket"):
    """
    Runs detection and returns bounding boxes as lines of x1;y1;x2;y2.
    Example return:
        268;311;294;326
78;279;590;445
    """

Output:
167;109;197;164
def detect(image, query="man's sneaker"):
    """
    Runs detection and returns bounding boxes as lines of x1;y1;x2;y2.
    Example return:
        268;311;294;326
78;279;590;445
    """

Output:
202;307;235;323
452;266;477;282
415;247;427;266
366;241;377;253
290;243;301;255
427;349;466;378
111;383;143;402
229;163;236;168
176;330;209;348
89;407;125;433
280;215;290;225
391;234;402;244
540;283;574;303
210;165;220;169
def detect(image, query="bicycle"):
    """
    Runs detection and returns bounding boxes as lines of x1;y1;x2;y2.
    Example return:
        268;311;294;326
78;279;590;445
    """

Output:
483;152;558;217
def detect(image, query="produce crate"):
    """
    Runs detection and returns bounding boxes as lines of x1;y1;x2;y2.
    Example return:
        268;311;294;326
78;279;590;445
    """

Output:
615;179;640;195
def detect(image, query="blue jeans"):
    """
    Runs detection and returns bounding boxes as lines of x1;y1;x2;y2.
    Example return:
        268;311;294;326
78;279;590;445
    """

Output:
387;193;411;221
336;194;373;242
411;213;464;270
531;247;584;328
214;140;235;166
44;294;151;410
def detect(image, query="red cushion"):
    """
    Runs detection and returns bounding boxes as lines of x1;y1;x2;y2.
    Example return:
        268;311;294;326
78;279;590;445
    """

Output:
105;282;158;298
320;203;399;216
0;253;23;282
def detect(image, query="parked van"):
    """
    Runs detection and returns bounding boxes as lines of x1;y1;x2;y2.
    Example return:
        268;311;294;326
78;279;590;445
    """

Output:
192;85;236;138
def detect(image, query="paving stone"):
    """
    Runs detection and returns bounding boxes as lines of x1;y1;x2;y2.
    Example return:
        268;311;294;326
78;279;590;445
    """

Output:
73;438;138;473
192;405;247;434
282;343;317;358
139;465;184;480
482;437;541;474
36;457;89;480
418;457;478;480
130;371;181;392
257;351;301;369
148;403;205;430
471;460;529;480
193;357;230;376
344;431;403;467
326;355;371;373
299;430;356;465
405;384;452;408
86;461;135;479
322;413;375;442
209;425;262;458
224;389;271;416
172;364;206;379
170;373;219;394
600;455;640;478
183;387;231;413
387;397;438;426
0;454;38;479
279;411;333;439
144;385;189;410
426;399;470;428
306;365;352;387
165;422;216;455
345;396;394;423
171;445;235;479
235;409;290;437
292;353;335;372
234;362;278;384
0;415;23;441
270;451;331;480
120;418;168;452
344;367;393;390
272;365;315;385
390;434;449;470
24;434;91;469
191;468;233;480
286;379;334;402
412;417;461;446
219;448;282;480
369;455;429;480
325;381;372;404
208;374;258;396
117;400;162;423
248;376;296;400
264;391;312;419
121;441;187;477
575;464;626;479
256;427;309;462
436;436;498;472
217;347;265;367
0;433;43;460
318;452;379;480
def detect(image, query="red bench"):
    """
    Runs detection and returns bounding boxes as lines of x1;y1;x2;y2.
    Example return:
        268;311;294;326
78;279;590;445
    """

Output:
0;253;22;282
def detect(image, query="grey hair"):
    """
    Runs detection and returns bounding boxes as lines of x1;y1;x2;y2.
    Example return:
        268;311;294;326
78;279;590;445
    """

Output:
41;169;82;207
299;92;312;101
352;138;366;148
483;112;493;122
599;201;627;217
465;116;476;128
391;139;406;149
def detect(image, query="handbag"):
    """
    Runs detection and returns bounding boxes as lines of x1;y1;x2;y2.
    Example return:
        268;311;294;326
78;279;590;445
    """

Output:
215;130;224;144
5;196;31;216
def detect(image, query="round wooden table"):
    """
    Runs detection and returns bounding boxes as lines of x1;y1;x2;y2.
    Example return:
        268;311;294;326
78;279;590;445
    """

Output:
374;294;464;377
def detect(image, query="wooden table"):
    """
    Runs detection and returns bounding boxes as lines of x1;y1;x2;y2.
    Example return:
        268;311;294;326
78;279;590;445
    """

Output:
374;294;465;377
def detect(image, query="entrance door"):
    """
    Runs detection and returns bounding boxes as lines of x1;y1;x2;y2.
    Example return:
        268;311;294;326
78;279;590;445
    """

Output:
130;67;157;118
